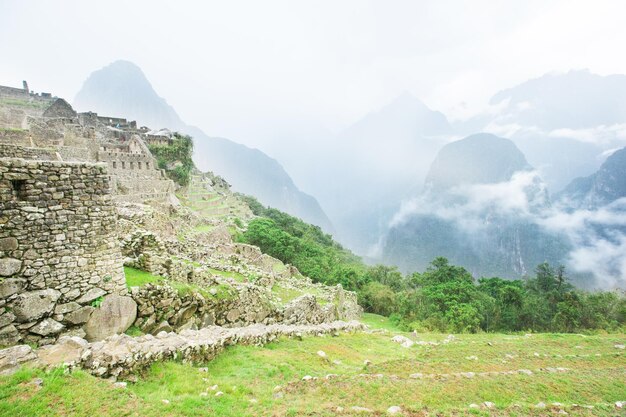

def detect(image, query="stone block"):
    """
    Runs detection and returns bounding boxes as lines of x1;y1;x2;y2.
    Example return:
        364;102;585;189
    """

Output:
0;258;22;277
12;289;61;322
30;318;64;336
0;278;26;298
0;237;18;251
64;306;94;325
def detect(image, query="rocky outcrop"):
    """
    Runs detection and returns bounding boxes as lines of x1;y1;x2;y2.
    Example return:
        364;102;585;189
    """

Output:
0;320;364;378
84;295;137;341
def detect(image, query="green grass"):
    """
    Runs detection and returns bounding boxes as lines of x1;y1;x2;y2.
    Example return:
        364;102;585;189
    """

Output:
124;267;164;288
0;127;26;133
0;97;49;109
1;330;624;416
360;313;403;332
168;281;236;302
272;285;305;304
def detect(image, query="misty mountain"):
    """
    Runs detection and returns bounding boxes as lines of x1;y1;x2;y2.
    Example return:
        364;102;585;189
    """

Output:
558;146;626;209
473;70;626;192
424;133;530;191
490;70;626;130
73;60;332;231
383;133;569;279
294;92;454;254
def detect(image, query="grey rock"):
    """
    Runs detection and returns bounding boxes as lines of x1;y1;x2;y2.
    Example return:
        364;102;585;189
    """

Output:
0;324;20;346
54;302;81;315
0;312;16;328
0;278;27;298
76;288;107;305
0;258;22;277
0;237;18;251
84;295;137;341
151;320;173;335
0;344;37;375
64;306;94;325
30;318;64;336
13;289;61;322
37;336;88;367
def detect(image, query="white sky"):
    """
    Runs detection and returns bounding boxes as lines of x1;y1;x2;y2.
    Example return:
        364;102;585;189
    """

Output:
2;0;626;150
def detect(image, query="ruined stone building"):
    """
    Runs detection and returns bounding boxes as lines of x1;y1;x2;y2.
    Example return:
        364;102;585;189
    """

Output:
0;82;177;345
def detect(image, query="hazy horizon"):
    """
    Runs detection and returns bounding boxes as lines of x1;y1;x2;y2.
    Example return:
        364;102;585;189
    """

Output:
3;0;626;154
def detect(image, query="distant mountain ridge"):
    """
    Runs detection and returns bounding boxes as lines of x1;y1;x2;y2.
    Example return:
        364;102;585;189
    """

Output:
74;60;333;231
558;146;626;209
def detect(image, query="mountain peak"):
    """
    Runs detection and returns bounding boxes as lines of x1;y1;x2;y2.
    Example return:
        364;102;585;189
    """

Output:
74;60;183;130
425;133;530;191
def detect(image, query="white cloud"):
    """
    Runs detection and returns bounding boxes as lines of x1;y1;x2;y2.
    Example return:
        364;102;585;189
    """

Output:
390;171;626;287
548;124;626;144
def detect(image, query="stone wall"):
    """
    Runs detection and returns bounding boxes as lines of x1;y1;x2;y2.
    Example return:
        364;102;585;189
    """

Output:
0;85;29;100
0;144;59;160
131;283;355;334
0;158;126;346
0;129;32;147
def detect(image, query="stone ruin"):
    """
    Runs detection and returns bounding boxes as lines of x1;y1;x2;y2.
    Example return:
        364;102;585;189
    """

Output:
0;158;127;345
0;82;177;346
0;81;175;205
0;81;361;352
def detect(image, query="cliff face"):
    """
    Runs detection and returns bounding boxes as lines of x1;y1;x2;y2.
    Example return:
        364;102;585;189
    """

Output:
558;146;626;209
73;60;333;231
383;133;569;279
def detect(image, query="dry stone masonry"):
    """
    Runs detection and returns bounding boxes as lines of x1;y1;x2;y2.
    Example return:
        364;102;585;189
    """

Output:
0;320;364;378
0;158;128;345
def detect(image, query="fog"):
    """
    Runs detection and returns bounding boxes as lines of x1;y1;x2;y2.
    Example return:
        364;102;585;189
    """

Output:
2;0;626;151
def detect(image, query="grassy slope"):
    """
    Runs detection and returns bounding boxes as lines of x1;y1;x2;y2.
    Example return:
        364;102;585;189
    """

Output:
1;315;624;417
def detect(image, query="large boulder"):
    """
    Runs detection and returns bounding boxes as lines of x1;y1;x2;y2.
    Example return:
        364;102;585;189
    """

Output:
83;295;137;341
12;289;61;322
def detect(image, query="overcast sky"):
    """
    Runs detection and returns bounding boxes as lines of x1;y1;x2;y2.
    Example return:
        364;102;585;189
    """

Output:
2;0;626;150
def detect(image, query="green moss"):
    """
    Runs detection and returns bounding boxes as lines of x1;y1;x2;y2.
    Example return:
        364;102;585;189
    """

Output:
125;325;144;337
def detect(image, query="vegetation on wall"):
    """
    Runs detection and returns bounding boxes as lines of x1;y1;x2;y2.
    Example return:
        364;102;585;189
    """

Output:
148;132;194;186
238;196;626;333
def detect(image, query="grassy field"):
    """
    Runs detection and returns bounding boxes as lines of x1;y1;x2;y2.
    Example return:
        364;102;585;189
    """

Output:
1;315;624;416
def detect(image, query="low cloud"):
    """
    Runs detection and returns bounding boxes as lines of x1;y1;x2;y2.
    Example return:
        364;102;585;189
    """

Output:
548;123;626;145
389;171;626;288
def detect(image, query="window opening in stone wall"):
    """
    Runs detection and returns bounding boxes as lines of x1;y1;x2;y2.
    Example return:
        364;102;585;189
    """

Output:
10;179;27;200
112;161;117;169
